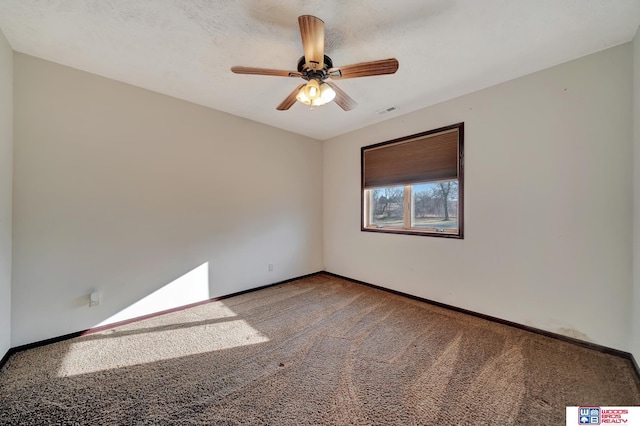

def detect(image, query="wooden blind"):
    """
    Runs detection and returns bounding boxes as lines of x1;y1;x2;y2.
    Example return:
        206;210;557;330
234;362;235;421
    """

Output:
363;127;459;188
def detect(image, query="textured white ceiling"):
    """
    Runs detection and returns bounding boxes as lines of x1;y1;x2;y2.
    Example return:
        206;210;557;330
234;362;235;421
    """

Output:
0;0;639;140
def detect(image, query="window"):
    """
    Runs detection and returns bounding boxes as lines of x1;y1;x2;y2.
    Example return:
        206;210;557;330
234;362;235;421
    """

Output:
361;123;464;238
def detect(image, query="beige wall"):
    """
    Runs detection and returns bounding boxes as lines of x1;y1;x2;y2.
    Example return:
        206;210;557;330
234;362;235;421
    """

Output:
632;26;640;360
0;30;12;358
324;44;634;351
12;53;323;346
6;38;639;355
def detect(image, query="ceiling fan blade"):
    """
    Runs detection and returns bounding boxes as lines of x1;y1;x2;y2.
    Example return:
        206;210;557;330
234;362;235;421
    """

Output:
298;15;324;70
277;83;306;110
231;66;302;78
325;82;357;111
328;58;399;79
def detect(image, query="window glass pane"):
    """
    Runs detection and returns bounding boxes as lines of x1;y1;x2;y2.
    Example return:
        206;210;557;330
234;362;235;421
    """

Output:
411;180;459;231
369;186;405;228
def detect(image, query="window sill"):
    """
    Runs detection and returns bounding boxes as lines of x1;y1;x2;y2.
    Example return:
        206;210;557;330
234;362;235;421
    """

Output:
361;226;463;239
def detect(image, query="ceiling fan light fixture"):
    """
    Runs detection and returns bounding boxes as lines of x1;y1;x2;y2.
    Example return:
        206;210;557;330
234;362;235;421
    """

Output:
296;88;311;105
317;83;335;104
303;79;321;100
296;81;336;107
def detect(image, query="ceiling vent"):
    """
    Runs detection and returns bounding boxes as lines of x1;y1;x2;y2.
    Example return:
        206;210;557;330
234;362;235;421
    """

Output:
377;106;398;115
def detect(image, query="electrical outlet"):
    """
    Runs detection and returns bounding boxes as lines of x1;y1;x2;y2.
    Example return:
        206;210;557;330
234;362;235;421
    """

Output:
268;263;274;272
90;291;100;307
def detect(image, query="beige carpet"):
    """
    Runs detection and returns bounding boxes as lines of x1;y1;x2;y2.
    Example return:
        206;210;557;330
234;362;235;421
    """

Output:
1;273;639;425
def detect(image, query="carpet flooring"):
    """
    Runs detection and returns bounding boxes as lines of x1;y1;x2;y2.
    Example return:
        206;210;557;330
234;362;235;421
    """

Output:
1;273;639;425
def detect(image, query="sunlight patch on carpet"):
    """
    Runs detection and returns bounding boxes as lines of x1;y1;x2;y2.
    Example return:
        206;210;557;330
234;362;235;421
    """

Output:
56;318;269;377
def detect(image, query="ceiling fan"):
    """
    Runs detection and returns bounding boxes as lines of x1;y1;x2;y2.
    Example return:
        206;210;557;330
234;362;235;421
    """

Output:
231;15;399;111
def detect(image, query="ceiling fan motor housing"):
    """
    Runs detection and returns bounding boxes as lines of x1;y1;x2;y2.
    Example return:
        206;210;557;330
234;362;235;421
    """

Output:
297;55;334;81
